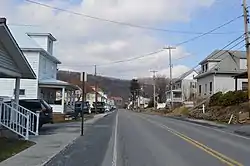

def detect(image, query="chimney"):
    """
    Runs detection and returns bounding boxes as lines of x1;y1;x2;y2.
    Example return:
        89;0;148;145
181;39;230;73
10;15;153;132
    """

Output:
0;18;7;24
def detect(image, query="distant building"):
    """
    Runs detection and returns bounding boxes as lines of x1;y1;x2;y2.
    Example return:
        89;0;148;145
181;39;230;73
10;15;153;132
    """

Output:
166;68;198;104
111;96;124;108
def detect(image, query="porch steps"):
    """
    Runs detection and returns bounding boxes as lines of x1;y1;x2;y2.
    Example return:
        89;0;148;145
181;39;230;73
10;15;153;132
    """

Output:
0;101;39;140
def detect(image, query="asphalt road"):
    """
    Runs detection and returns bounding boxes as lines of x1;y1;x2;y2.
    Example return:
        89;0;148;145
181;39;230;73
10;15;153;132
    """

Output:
46;110;250;166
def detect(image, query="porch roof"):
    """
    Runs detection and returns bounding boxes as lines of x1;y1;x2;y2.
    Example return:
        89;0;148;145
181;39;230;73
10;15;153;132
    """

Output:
39;79;79;90
0;18;36;79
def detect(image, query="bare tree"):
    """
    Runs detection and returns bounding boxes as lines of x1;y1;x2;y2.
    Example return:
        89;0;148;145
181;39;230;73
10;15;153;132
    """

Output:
155;75;169;103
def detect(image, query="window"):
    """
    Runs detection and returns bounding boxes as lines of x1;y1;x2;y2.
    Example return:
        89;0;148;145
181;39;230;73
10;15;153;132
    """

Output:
205;63;208;72
190;82;197;89
242;82;248;91
199;85;202;95
209;82;213;94
13;89;25;96
240;59;247;69
205;84;207;95
202;65;205;72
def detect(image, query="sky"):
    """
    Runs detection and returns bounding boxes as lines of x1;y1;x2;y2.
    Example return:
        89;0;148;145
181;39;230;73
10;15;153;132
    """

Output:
0;0;247;79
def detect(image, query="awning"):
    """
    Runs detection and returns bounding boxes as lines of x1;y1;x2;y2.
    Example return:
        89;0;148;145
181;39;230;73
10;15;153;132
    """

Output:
39;79;79;90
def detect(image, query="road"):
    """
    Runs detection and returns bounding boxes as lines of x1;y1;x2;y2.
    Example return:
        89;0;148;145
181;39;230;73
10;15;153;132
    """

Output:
46;110;250;166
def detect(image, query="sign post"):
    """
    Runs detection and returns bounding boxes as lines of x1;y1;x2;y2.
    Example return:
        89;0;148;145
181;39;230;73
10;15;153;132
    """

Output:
80;72;86;136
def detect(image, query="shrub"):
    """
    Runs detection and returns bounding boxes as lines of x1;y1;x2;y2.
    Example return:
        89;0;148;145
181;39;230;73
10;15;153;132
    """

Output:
209;91;248;107
209;92;223;106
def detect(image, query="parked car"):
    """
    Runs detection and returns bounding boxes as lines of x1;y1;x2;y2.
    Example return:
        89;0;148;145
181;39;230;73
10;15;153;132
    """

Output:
104;104;111;112
92;102;106;113
6;99;53;129
74;101;91;114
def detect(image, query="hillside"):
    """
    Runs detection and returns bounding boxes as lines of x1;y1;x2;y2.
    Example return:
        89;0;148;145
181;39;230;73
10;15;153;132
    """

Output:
57;70;154;101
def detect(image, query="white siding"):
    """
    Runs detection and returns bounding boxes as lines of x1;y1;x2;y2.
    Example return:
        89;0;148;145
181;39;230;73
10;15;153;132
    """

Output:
28;36;48;52
0;78;38;99
23;52;40;76
184;71;198;80
197;75;214;97
208;62;218;70
240;59;247;69
214;74;235;93
0;41;19;72
39;54;57;80
0;51;39;99
0;79;15;98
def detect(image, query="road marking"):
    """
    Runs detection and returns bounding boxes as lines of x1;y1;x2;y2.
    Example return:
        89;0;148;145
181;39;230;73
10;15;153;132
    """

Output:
112;111;118;166
138;115;243;166
172;118;250;140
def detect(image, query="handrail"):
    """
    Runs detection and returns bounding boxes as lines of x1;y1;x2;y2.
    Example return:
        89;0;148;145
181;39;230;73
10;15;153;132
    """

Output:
0;102;30;140
9;101;40;136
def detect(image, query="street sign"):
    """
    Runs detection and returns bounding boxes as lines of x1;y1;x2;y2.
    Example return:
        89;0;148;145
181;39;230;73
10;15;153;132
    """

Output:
80;72;87;82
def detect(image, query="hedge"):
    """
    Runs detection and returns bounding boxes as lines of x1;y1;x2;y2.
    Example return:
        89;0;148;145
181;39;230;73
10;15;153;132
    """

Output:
209;91;248;107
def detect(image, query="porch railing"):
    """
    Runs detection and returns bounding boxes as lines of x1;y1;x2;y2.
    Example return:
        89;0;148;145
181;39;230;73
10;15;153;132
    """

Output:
0;102;29;140
9;101;40;136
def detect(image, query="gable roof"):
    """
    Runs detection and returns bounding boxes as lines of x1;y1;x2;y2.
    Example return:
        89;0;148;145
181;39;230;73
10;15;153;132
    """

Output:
9;25;61;64
199;50;245;65
176;68;197;82
27;32;57;41
0;18;36;79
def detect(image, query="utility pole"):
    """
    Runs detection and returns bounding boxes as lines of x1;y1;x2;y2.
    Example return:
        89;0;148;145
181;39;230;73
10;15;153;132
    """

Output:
150;70;158;110
243;0;250;118
94;65;98;114
164;46;176;110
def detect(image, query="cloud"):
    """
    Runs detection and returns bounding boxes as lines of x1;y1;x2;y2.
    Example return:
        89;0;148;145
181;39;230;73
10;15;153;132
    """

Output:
2;0;215;79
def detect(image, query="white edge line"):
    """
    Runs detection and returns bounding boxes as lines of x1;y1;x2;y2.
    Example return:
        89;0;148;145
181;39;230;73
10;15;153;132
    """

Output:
112;111;118;166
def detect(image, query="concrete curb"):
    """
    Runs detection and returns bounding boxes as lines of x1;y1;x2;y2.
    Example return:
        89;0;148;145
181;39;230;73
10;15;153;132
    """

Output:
40;113;107;166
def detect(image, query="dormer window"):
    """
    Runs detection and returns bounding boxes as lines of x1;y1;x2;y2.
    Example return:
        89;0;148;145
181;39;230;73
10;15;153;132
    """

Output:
202;63;208;73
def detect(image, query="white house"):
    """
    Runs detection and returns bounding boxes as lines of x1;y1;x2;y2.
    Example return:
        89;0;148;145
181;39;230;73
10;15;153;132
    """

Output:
0;26;78;114
195;50;247;98
0;18;39;140
166;68;198;104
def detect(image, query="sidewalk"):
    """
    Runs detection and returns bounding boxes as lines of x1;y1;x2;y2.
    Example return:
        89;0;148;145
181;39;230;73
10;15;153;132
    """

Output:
0;113;107;166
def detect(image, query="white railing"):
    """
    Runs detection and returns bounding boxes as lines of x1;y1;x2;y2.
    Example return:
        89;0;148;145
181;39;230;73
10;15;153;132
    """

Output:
0;101;39;140
9;101;40;136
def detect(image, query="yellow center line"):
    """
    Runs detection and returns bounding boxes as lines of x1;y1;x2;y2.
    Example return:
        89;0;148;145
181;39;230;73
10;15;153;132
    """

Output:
138;115;243;166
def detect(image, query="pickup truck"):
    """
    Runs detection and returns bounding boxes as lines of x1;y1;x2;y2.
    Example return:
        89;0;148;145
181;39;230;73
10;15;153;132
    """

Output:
74;101;91;115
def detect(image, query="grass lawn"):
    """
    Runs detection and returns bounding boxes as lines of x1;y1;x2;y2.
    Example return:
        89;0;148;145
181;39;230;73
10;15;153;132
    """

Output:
0;137;35;162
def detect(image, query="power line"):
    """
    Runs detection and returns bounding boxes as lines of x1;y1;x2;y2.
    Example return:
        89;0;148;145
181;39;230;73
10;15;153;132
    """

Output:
60;49;164;68
175;15;243;46
191;35;245;71
23;0;243;69
61;35;244;68
24;0;241;35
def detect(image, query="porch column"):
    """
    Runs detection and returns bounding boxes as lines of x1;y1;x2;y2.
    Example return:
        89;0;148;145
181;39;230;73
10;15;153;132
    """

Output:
14;77;20;104
66;91;69;105
62;87;65;113
72;91;76;106
235;78;238;91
